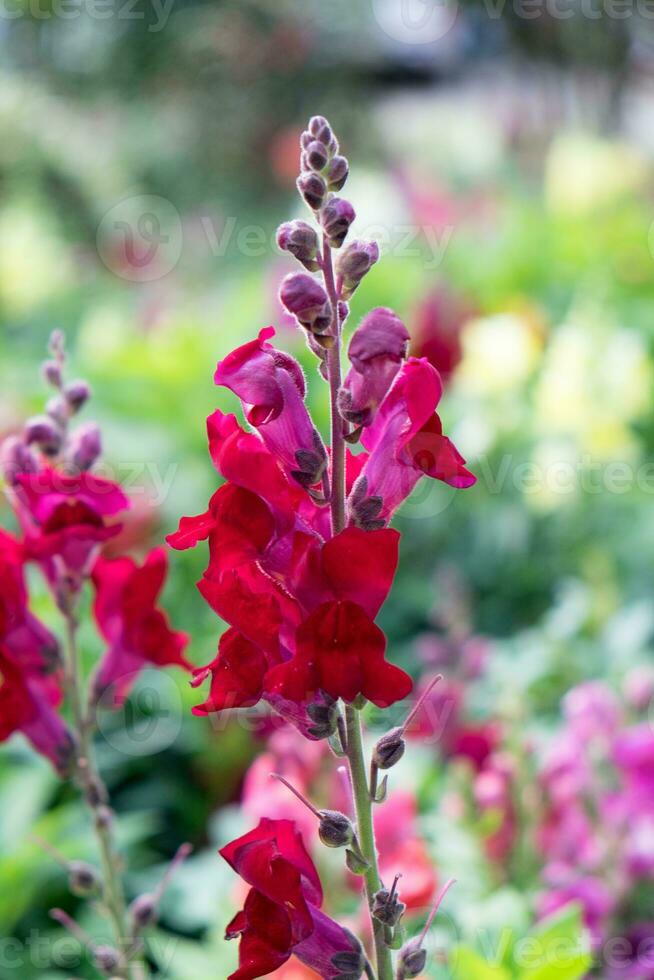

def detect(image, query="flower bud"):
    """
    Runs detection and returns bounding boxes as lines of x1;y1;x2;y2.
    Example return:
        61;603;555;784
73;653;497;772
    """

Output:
397;940;427;979
335;240;379;299
1;436;38;485
326;154;349;191
24;415;63;457
321;197;355;249
280;272;332;338
373;726;406;770
318;810;354;848
306;695;339;739
305;140;329;171
277;220;320;272
130;893;158;930
46;395;69;426
67;422;102;472
68;861;101;897
372;883;406;928
92;945;121;975
64;379;91;412
42;359;62;388
297;172;327;210
308;115;332;144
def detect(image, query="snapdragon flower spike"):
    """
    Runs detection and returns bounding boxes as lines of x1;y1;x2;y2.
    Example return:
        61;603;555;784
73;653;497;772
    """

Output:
91;547;191;706
338;308;410;429
349;358;475;528
221;818;363;979
214;327;328;489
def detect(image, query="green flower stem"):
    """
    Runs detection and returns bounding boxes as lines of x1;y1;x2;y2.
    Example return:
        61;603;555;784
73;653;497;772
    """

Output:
345;705;394;980
321;238;393;980
63;609;143;980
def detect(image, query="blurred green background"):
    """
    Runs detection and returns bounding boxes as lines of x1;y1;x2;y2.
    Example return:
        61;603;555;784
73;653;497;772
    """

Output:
1;3;654;978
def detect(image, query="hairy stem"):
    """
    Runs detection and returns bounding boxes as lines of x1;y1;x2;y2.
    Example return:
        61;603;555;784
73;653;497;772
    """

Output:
63;609;142;980
321;240;393;980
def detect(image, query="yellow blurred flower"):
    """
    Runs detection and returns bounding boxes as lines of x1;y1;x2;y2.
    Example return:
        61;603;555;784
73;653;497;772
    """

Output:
545;134;648;217
458;309;543;396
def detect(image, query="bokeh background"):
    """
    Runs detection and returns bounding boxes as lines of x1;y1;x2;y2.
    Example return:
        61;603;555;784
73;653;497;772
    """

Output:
1;3;654;978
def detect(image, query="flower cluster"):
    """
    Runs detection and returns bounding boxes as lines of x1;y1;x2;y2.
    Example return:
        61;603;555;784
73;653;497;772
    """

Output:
0;331;190;977
536;680;654;952
170;116;474;979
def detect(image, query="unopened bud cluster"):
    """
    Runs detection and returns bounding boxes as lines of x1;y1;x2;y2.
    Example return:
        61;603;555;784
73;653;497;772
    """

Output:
279;115;379;352
2;330;101;484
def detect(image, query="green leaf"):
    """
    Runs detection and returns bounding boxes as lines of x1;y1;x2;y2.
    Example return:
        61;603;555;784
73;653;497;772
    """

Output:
450;945;512;980
515;904;592;980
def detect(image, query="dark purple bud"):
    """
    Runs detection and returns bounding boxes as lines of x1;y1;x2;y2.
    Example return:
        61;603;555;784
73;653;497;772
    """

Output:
347;476;385;531
318;810;354;848
1;436;38;485
67;422;102;472
398;941;427;979
279;272;333;337
277;220;320;272
25;415;63;456
68;861;101;897
338;301;350;325
321;197;355;249
130;893;158;930
306;694;339;739
300;130;312;150
372;878;406;928
306;140;329;171
331;947;366;977
308;115;331;142
42;359;62;388
336;240;380;299
297;172;327;211
92;945;120;975
64;379;91;412
326;154;349;191
373;726;406;770
46;396;69;426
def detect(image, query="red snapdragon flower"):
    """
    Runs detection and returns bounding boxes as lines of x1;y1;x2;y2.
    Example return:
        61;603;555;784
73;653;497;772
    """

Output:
0;529;60;672
0;648;74;773
338;307;410;428
15;467;129;579
215;328;327;489
221;818;362;980
91;547;191;705
0;530;73;772
350;358;475;527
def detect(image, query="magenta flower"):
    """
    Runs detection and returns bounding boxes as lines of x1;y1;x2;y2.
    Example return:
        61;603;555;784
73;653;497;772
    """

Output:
15;467;129;579
338;307;410;428
0;529;60;672
91;547;191;706
349;357;475;527
215;327;327;488
0;647;74;774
